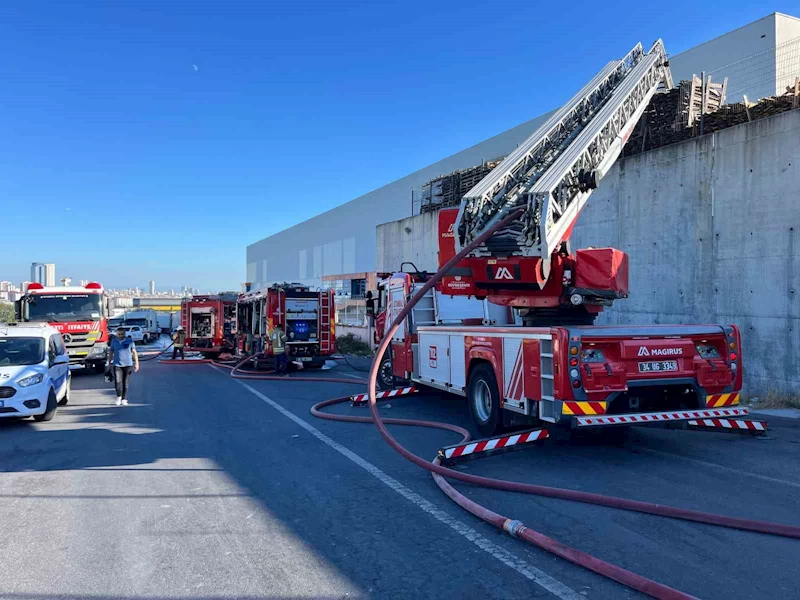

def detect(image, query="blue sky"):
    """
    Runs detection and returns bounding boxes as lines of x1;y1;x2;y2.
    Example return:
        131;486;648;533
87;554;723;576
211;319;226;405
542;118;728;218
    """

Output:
0;1;790;290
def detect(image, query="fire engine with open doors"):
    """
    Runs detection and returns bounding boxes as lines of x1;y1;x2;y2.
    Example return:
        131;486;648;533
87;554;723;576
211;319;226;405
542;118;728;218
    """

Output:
180;293;238;358
16;282;109;373
236;283;336;369
375;40;743;436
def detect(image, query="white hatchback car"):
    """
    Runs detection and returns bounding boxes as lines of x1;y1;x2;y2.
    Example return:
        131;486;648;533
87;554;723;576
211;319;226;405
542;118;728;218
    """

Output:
0;323;70;422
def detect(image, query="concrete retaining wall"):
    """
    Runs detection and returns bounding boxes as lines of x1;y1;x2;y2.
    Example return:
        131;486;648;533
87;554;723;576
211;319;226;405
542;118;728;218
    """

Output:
376;211;440;273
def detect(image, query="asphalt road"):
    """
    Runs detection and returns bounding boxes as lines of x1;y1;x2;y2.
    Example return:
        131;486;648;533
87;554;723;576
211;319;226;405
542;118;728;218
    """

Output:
1;353;799;600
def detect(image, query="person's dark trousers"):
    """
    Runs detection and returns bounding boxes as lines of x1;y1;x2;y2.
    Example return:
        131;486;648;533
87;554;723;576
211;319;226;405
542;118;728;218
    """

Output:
172;346;184;360
275;352;288;375
114;366;132;399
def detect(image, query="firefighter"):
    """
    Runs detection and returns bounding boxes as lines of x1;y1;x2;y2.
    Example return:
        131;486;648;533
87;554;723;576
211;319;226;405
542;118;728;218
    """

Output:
270;324;289;376
171;326;187;360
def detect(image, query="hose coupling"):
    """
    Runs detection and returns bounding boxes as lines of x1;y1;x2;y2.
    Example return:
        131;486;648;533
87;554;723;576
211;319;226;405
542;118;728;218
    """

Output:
503;519;525;538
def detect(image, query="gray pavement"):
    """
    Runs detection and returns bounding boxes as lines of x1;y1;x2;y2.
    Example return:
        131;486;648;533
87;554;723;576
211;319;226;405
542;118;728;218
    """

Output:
1;358;798;600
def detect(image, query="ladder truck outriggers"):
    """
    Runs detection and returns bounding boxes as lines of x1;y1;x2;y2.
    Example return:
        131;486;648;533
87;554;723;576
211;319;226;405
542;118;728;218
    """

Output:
376;41;744;436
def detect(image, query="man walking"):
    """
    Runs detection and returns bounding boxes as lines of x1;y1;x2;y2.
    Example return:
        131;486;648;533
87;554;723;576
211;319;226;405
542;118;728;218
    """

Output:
270;324;289;376
108;327;139;406
172;326;187;360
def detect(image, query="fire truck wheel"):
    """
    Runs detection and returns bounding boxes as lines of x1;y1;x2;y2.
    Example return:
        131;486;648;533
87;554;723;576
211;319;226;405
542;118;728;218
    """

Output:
468;363;501;437
377;355;394;391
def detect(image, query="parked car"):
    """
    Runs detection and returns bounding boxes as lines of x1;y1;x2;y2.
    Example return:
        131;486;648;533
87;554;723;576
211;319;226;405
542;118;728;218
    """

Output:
119;325;145;344
0;322;70;421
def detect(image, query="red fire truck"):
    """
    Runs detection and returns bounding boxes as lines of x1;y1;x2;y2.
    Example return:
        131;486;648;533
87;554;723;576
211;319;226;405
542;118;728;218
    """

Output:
180;293;238;358
375;40;744;436
16;282;109;373
237;283;335;368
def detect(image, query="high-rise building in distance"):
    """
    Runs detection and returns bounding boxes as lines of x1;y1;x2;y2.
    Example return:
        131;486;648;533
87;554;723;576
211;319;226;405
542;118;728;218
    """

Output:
20;281;30;292
30;262;45;284
80;280;88;287
45;264;56;287
149;280;155;295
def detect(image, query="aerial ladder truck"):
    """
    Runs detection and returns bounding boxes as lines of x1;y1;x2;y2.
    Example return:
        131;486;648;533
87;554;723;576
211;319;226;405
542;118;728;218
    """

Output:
376;41;745;435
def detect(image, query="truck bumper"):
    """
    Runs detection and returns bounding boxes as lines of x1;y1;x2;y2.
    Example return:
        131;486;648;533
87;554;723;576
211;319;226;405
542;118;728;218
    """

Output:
571;407;750;428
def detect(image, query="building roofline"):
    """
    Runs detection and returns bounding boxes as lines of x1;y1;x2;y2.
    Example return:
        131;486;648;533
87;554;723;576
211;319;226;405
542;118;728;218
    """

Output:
670;12;780;59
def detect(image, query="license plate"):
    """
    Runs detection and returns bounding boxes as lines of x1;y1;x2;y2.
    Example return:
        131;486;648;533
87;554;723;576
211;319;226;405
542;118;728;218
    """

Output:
638;360;678;373
299;357;312;362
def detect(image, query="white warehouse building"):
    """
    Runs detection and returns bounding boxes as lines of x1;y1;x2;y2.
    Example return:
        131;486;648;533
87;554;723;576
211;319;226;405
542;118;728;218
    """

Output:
246;12;800;292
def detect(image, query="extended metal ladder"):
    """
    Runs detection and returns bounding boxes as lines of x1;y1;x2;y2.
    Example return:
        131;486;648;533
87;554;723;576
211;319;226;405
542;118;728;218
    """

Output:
456;40;672;259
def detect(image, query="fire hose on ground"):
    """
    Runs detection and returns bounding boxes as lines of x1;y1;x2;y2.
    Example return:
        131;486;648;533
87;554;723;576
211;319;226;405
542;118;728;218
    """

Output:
197;210;800;598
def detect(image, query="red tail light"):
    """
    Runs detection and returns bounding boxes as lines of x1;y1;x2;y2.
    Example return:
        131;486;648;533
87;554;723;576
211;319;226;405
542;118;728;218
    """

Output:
730;352;737;361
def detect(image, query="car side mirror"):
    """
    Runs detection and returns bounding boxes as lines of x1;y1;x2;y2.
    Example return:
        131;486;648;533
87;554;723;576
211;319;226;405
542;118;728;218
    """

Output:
53;355;69;366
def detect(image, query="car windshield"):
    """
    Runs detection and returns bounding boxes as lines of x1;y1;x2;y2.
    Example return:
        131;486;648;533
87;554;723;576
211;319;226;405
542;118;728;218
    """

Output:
0;337;45;366
26;294;102;322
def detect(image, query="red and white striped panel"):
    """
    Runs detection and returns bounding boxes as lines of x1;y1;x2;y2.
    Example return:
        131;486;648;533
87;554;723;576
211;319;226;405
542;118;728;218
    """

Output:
688;418;767;432
439;429;549;460
573;407;749;427
350;386;418;406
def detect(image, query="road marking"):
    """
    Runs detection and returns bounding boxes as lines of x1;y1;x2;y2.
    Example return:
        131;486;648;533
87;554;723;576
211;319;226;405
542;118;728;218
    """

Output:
212;366;581;600
339;372;368;381
637;448;800;490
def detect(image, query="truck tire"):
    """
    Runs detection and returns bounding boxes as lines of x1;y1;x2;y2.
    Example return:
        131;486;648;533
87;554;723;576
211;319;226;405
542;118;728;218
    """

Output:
377;354;394;391
34;389;58;422
467;363;501;437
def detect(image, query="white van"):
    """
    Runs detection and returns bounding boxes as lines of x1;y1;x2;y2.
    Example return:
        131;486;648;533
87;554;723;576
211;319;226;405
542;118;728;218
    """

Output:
0;323;70;421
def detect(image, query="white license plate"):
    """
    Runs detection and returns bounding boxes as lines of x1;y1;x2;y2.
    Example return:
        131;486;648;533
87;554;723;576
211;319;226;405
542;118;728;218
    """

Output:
638;360;678;373
298;357;312;362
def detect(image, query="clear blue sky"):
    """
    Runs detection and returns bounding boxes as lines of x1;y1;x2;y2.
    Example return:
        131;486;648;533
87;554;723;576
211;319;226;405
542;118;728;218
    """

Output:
0;2;789;290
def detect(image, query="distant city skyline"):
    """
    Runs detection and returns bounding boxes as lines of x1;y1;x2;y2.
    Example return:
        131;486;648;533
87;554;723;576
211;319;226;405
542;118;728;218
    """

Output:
3;260;216;293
